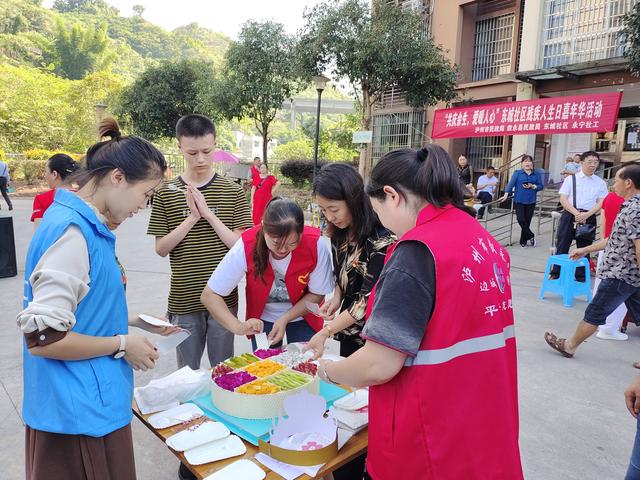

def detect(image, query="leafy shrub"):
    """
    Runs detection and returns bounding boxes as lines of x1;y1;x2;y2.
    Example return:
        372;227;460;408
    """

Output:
22;159;46;184
280;159;327;187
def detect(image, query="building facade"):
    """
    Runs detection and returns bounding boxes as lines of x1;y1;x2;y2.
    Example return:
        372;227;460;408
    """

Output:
371;0;639;183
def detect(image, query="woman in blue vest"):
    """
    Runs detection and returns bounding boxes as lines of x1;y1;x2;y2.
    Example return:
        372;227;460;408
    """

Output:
17;118;168;480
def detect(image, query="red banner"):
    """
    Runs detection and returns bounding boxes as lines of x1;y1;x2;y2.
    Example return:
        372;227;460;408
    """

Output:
431;92;623;139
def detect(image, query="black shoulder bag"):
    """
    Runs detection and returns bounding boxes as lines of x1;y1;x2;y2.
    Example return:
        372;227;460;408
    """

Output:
572;174;596;242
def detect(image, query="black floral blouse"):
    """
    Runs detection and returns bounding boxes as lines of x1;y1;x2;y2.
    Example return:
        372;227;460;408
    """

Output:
331;223;396;345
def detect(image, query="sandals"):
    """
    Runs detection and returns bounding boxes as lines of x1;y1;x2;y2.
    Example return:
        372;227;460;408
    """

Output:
544;332;574;358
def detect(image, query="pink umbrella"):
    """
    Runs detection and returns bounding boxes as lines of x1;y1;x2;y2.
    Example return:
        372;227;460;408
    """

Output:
213;150;240;164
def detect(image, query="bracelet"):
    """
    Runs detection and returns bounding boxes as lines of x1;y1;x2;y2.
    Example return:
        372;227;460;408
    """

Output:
322;363;338;385
324;324;334;338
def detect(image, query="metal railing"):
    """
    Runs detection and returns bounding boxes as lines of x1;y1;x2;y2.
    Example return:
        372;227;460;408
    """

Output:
484;161;626;247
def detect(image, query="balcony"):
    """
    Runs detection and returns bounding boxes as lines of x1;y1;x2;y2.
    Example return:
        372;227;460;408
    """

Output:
541;0;633;69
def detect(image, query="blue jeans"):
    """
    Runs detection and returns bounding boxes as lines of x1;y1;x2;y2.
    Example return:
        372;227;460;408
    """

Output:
626;416;640;479
584;278;640;326
250;320;315;350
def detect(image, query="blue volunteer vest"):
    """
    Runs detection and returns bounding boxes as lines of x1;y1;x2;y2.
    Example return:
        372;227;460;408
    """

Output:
22;189;133;436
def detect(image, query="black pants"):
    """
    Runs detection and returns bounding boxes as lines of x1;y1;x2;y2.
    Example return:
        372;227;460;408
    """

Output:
550;210;596;281
0;177;11;209
477;192;493;218
514;203;536;246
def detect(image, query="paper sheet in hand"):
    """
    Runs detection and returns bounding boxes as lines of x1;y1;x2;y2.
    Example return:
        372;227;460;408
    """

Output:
138;314;174;328
254;333;269;350
156;330;190;353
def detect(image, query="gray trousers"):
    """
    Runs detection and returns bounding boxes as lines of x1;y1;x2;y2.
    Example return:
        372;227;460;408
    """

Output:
167;308;236;370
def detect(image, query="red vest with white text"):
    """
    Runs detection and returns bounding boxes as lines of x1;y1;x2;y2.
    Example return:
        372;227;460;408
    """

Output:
242;225;324;332
364;204;523;480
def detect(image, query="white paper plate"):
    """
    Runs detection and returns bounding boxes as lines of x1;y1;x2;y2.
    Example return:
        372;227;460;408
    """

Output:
138;314;174;328
148;403;204;430
166;421;230;452
203;459;265;480
184;435;247;466
156;330;191;354
333;389;368;411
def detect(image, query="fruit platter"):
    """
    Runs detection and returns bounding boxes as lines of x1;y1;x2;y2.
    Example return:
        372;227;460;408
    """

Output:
210;348;320;419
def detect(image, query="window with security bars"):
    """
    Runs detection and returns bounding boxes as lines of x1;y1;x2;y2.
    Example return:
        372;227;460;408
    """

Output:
472;13;515;81
465;136;504;171
542;0;633;68
372;111;424;162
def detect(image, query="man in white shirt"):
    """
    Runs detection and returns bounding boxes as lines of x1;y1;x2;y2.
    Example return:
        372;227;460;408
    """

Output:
476;166;499;219
550;150;609;281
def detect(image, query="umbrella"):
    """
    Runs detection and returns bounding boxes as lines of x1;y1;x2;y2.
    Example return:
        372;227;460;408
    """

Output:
213;150;240;164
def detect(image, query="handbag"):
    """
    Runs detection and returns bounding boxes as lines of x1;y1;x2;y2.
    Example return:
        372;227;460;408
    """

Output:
571;174;596;242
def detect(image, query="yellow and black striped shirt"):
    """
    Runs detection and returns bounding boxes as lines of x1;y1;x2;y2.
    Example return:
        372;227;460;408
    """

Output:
147;174;253;314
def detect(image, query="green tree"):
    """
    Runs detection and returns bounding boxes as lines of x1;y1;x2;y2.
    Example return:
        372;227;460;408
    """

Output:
132;4;145;17
53;0;111;14
53;20;112;79
624;3;640;75
205;21;303;164
297;0;458;173
116;59;215;140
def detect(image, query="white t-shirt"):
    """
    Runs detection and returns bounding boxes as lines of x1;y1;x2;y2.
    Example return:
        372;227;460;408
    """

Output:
476;175;498;196
558;170;608;210
207;236;334;322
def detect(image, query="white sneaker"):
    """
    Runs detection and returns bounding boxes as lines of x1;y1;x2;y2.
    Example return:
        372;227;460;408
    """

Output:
596;330;628;341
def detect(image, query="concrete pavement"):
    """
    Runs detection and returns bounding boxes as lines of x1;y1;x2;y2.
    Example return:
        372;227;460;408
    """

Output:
1;198;638;479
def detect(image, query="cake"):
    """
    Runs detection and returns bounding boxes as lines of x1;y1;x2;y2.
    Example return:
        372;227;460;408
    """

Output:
210;348;320;419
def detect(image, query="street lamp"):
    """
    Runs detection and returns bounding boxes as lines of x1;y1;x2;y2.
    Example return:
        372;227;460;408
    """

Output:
312;75;329;187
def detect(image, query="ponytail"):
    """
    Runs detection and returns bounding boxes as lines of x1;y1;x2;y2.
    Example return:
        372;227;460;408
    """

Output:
252;198;304;279
70;117;166;188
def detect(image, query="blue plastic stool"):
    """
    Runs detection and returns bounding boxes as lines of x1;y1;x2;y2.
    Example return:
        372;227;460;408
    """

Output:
539;254;592;307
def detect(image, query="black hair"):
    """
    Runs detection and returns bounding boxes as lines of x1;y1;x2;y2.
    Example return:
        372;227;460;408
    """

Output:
486;165;496;171
521;154;534;163
581;150;600;162
48;153;80;180
175;114;216;140
253;198;304;279
619;161;640;189
314;163;377;242
74;117;166;188
366;145;471;214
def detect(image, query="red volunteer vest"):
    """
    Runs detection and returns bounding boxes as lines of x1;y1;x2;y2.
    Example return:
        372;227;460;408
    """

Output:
364;204;523;480
242;225;324;332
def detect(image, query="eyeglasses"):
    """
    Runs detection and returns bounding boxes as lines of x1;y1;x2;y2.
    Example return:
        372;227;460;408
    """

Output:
584;160;599;165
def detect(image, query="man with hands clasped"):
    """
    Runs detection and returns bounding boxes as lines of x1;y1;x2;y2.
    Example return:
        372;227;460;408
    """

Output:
148;114;253;371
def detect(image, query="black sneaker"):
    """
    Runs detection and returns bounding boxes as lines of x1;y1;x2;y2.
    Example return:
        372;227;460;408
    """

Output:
520;243;527;248
178;463;196;480
529;236;536;247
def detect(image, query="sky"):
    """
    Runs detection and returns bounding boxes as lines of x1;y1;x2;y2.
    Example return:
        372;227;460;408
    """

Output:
43;0;325;38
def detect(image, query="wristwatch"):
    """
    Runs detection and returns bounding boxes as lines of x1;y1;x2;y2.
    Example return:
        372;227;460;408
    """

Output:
113;334;126;359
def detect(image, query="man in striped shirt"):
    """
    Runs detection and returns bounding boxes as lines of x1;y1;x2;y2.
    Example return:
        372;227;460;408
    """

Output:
147;115;252;371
